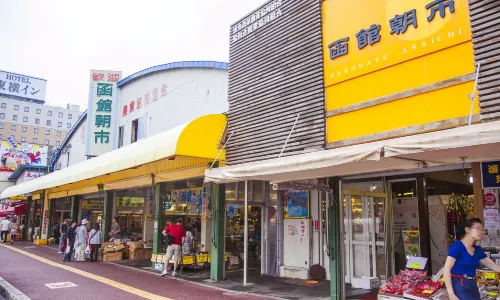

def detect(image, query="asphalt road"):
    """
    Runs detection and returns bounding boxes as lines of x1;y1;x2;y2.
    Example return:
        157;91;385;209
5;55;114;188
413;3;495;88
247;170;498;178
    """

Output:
0;242;266;300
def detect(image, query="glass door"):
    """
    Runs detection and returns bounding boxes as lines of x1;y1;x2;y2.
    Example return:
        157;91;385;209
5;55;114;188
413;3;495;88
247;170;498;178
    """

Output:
344;192;387;284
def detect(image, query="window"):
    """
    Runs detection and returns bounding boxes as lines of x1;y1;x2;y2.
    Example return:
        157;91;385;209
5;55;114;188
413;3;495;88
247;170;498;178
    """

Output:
14;105;19;111
0;123;3;129
47;110;52;116
68;114;72;119
57;122;62;127
56;131;61;137
35;118;40;124
46;120;51;126
0;134;2;140
0;113;4;119
12;115;17;121
23;116;28;122
0;103;5;108
131;119;138;143
36;108;41;114
22;127;27;132
24;107;29;112
118;126;124;148
34;128;39;134
58;112;63;118
67;123;71;129
21;137;26;142
11;125;16;131
45;139;49;145
56;141;60;146
33;138;38;144
45;129;50;135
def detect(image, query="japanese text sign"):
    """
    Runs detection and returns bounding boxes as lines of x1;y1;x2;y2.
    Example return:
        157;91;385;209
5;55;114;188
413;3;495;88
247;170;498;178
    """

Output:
482;161;500;189
86;70;121;156
0;70;47;102
323;0;471;86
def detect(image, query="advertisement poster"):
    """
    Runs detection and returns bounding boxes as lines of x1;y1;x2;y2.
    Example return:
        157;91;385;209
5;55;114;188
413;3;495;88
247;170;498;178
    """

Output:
403;230;421;257
1;142;47;172
484;189;499;208
283;190;309;218
481;161;500;189
166;187;203;215
484;209;500;230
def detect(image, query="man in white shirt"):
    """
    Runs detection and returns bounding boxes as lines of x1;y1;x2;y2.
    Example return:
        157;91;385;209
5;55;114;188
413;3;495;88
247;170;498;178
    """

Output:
1;217;11;244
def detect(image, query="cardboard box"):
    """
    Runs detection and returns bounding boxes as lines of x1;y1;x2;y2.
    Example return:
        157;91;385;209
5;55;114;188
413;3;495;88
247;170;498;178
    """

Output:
103;252;122;262
351;276;379;290
101;242;115;249
103;246;116;253
114;244;125;251
129;242;143;250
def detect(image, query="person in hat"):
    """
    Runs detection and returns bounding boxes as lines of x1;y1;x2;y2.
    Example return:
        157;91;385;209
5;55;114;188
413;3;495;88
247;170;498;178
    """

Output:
75;219;89;262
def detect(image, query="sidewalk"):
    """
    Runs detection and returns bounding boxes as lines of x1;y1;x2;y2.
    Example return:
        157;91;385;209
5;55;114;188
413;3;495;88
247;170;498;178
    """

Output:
0;242;268;300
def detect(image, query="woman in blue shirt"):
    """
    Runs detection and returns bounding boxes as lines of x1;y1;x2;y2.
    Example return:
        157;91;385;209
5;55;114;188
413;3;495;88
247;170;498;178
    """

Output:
444;218;500;300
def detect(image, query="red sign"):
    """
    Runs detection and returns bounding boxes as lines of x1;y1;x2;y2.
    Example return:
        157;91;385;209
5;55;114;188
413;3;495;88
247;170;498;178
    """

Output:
42;209;49;235
485;192;497;207
314;220;319;231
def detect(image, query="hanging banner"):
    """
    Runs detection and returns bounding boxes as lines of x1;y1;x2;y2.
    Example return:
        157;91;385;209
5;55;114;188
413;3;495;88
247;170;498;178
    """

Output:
482;161;500;189
1;142;48;172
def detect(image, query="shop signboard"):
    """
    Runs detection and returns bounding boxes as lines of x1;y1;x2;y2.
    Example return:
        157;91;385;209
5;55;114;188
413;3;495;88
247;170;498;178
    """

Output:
481;161;500;189
0;70;47;102
86;70;121;157
42;209;49;235
81;200;104;210
166;187;203;215
116;197;144;209
283;190;309;219
0;142;48;172
402;230;421;257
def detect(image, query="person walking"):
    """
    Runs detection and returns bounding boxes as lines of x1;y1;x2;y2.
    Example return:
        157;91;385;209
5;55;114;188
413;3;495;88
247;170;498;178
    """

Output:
8;219;19;244
1;217;11;244
88;223;102;262
108;217;121;241
444;218;500;300
58;219;68;254
63;221;77;262
182;224;195;255
75;219;89;262
161;218;186;277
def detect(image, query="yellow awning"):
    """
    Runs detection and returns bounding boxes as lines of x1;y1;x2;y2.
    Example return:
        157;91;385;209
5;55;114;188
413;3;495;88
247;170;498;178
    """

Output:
1;114;226;199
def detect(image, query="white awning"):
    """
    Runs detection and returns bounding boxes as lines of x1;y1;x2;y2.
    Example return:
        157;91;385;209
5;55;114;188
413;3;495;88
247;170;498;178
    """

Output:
205;121;500;183
1;114;227;199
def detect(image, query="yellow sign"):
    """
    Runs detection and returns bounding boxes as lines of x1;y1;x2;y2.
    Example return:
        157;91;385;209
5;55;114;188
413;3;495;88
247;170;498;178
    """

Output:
81;200;103;210
422;290;433;294
411;262;421;269
323;0;471;87
182;255;195;265
196;253;208;263
485;273;496;280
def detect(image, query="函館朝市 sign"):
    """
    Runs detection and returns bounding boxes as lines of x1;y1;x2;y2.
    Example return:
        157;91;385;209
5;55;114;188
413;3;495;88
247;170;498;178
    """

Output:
323;0;471;86
86;70;121;157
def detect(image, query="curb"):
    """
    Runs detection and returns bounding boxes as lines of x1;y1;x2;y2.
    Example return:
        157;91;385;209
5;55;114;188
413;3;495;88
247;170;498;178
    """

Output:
0;276;31;300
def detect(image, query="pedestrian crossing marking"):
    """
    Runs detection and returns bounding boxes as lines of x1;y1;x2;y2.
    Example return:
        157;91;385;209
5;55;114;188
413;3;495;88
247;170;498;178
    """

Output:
1;244;172;300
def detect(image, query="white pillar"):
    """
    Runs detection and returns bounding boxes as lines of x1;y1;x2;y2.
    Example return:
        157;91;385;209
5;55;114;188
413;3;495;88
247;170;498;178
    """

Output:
244;180;248;286
40;190;50;240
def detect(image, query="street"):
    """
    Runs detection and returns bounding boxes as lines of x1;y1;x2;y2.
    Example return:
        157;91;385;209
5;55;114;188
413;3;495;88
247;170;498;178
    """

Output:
0;242;266;300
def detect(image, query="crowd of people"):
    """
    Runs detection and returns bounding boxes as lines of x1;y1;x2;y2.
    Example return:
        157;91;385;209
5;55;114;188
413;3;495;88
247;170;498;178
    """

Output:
0;216;21;244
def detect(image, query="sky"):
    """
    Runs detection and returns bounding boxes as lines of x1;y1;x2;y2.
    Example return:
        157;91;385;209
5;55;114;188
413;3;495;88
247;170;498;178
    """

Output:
0;0;267;110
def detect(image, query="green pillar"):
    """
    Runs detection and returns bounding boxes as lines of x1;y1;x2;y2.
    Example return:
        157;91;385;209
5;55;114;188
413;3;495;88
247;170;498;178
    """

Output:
24;196;32;241
47;198;56;240
210;183;225;281
329;178;341;300
31;199;37;241
70;196;79;223
153;183;164;255
102;191;113;242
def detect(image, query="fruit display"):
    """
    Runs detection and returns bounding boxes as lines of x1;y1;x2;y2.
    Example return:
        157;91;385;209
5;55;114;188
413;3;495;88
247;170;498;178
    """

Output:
379;270;428;296
404;280;442;299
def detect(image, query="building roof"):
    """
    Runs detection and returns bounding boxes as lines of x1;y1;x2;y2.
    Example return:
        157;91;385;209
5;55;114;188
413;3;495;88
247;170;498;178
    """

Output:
117;61;228;88
50;110;88;172
8;164;47;181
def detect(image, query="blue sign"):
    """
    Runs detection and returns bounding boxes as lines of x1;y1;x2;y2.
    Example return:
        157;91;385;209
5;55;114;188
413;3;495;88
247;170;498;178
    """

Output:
482;161;500;189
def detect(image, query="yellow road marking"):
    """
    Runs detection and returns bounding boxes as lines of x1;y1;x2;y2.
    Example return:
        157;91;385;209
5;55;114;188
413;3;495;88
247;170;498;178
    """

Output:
1;244;172;300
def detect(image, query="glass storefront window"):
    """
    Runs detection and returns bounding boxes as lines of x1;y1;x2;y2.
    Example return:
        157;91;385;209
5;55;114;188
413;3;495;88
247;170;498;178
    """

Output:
225;183;236;201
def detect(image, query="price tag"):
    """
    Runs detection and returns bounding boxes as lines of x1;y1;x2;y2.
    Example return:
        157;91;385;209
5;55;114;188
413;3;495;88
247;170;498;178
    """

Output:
422;290;433;294
411;262;420;269
440;277;445;282
485;273;496;279
182;256;194;265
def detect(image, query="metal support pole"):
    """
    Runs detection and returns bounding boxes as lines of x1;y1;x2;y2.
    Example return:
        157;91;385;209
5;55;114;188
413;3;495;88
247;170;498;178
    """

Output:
244;180;249;286
468;62;481;126
279;113;300;158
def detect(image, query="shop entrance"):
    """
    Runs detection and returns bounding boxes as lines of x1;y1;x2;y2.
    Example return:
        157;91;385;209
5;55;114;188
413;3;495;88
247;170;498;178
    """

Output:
225;205;263;274
343;190;387;284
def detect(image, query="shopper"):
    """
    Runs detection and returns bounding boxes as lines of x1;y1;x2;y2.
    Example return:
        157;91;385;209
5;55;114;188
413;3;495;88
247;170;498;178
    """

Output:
8;219;19;244
63;221;77;262
58;219;68;254
108;217;121;241
182;224;195;255
444;218;500;300
88;223;102;262
75;219;89;262
161;218;186;277
0;217;11;244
